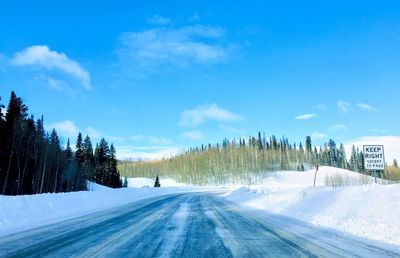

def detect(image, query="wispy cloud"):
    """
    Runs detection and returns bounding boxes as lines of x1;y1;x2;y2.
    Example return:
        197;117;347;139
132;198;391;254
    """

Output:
311;131;327;140
119;25;230;68
181;130;204;140
179;103;242;127
108;136;126;142
46;120;101;142
372;129;388;133
337;101;351;113
46;120;80;139
295;113;316;120
218;124;246;134
33;75;77;97
329;124;348;131
148;136;174;145
147;15;171;25
11;45;91;90
129;134;145;141
357;103;377;111
116;145;183;160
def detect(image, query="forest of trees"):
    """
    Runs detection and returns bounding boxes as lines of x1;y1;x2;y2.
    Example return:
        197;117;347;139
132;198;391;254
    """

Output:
119;133;370;185
0;91;122;196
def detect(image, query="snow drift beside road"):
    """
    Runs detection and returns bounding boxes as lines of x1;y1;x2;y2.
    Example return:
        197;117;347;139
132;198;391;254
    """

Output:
0;183;191;237
224;166;400;246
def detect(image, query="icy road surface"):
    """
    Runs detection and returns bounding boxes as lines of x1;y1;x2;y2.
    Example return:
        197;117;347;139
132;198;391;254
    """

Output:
0;193;399;258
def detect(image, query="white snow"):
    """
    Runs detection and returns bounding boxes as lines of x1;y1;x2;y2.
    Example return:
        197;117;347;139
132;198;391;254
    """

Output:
223;166;400;246
0;182;192;237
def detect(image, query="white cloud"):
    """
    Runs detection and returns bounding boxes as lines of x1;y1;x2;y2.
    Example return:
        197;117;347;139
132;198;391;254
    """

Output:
119;25;228;67
295;113;316;120
344;136;400;165
148;136;173;145
329;124;348;131
179;103;242;127
46;120;80;139
181;130;204;140
357;103;377;111
46;77;68;91
46;120;101;142
219;124;246;134
116;145;183;160
108;136;126;142
11;45;91;90
147;15;170;25
372;129;388;133
337;101;351;113
86;127;101;139
311;131;327;140
129;134;145;141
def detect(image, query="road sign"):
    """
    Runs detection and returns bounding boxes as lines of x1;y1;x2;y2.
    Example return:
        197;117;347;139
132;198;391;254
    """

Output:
363;145;385;170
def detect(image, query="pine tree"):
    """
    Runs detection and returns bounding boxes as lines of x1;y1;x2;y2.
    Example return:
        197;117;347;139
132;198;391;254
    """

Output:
257;131;263;150
82;135;95;180
75;133;84;165
305;136;312;163
328;139;337;167
94;139;109;185
108;144;122;188
154;174;161;187
338;143;347;169
393;159;398;168
123;176;128;187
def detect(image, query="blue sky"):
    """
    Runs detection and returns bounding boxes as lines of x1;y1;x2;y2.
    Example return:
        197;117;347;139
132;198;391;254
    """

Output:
1;1;400;161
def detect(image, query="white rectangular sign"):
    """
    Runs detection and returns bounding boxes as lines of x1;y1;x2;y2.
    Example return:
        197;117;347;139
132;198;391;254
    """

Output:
363;145;385;170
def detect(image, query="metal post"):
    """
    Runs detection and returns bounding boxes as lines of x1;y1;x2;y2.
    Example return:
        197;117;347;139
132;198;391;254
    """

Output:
313;164;319;187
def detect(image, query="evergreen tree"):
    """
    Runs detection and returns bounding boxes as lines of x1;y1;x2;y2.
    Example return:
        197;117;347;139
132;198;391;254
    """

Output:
75;133;84;165
94;139;109;185
123;176;128;187
82;135;95;180
327;139;337;167
393;159;398;168
154;174;161;187
0;91;89;195
108;144;122;188
338;143;347;169
350;145;358;171
305;136;312;163
257;131;263;150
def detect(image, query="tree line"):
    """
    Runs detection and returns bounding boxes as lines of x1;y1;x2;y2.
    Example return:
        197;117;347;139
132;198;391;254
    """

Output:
0;91;122;196
119;133;370;185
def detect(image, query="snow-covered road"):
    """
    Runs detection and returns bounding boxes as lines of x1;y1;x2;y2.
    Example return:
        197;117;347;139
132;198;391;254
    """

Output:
0;192;399;258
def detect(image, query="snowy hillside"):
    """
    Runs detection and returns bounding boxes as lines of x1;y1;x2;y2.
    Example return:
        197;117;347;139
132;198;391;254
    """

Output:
224;166;400;246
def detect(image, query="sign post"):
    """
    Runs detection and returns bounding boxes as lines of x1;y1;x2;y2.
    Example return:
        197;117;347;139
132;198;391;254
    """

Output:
363;145;385;183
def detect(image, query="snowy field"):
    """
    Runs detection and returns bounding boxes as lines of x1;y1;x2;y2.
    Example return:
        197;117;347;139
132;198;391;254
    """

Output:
223;166;400;246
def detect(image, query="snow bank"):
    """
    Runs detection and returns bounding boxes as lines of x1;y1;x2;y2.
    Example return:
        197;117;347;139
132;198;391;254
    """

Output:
224;166;400;246
0;183;191;236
